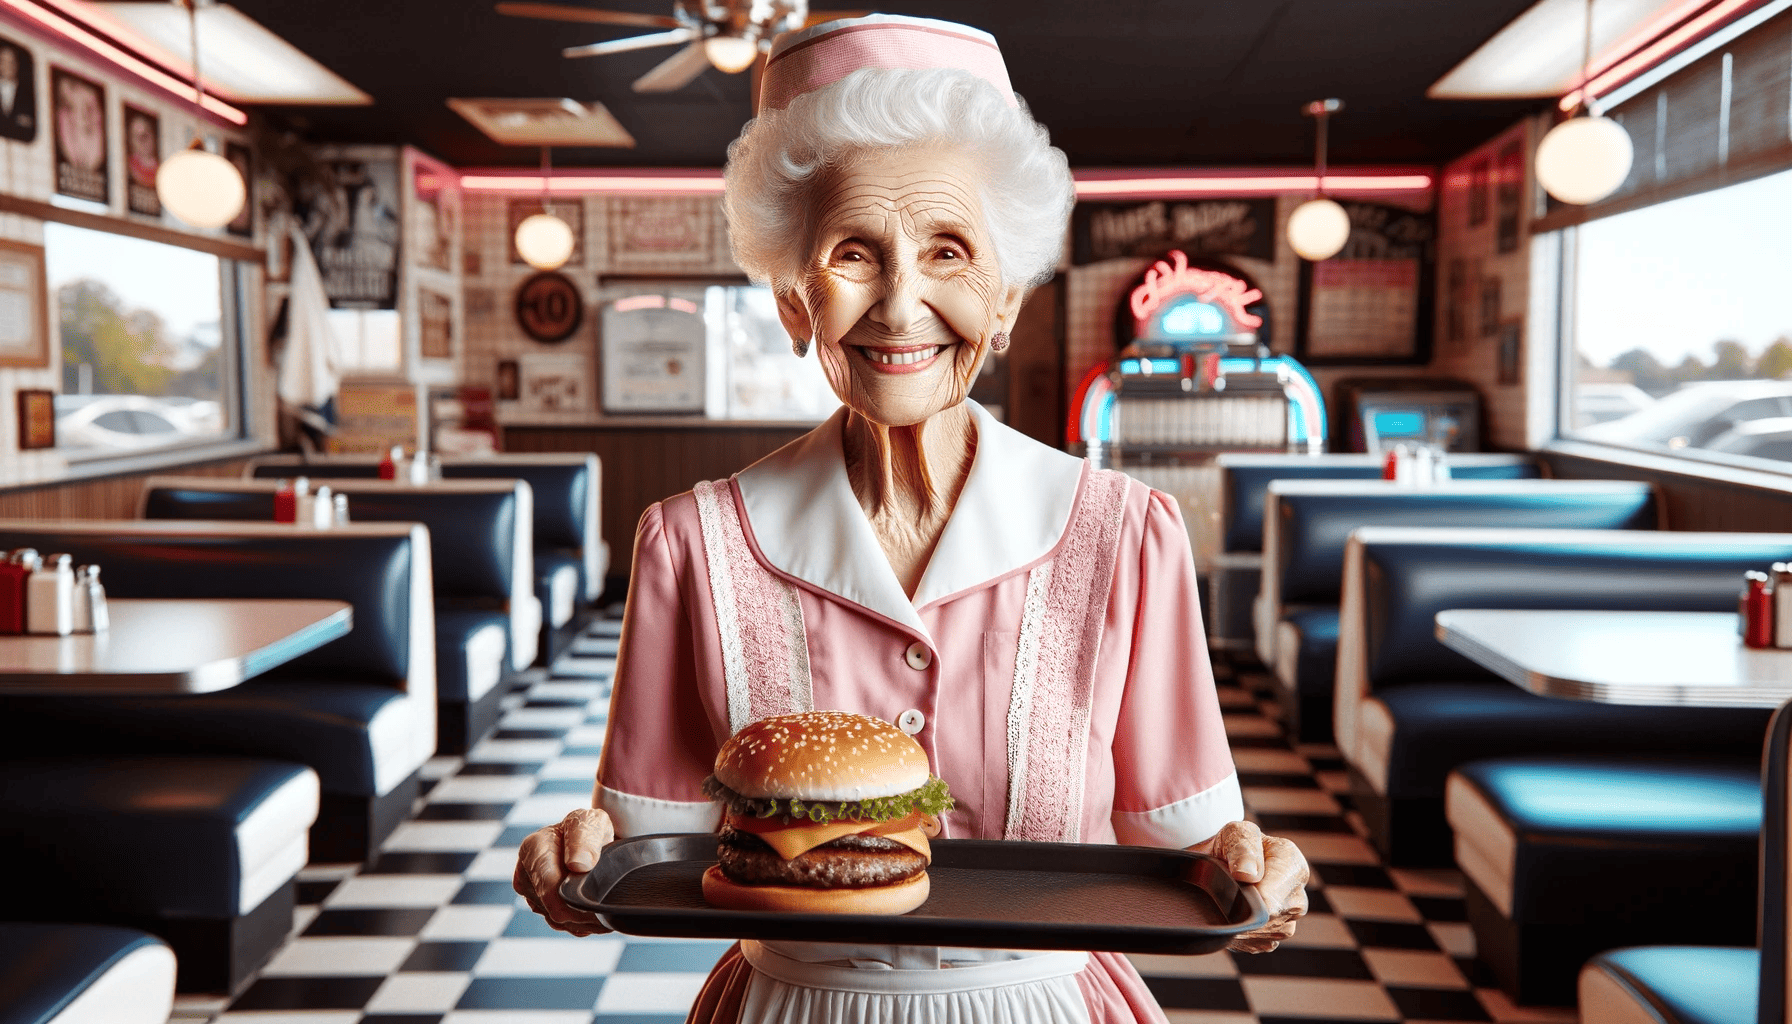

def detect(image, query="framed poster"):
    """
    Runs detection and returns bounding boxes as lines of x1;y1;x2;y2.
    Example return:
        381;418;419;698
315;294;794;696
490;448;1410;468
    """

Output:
1072;198;1276;264
1467;158;1490;228
51;67;106;203
0;35;37;142
0;239;47;368
607;196;713;270
496;358;519;401
1295;201;1435;365
123;105;160;217
508;198;583;267
1496;139;1525;254
418;286;453;360
600;290;706;413
520;352;590;413
16;388;52;449
297;149;401;308
414;160;457;272
327;378;417;455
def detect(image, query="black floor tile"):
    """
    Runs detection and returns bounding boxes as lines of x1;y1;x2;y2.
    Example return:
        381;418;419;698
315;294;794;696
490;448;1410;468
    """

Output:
1138;976;1250;1011
456;880;526;905
592;1016;688;1024
303;908;438;937
1259;1018;1393;1024
1238;771;1320;789
457;976;605;1010
1231;946;1373;979
535;777;596;793
500;825;544;845
229;975;385;1010
1312;864;1395;889
295;879;340;905
1253;812;1354;833
1227;735;1290;749
1304;888;1332;914
1346;919;1440;950
494;729;565;740
416;802;514;821
1305;756;1347;772
526;697;592;707
615;941;735;973
1411;895;1469;922
562;745;605;756
400;940;489;972
1386;985;1494;1020
459;762;545;775
365;851;479;875
1456;955;1501;988
362;1015;444;1024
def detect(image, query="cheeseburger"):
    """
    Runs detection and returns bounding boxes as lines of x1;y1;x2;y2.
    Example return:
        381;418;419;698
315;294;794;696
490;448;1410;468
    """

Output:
700;711;952;914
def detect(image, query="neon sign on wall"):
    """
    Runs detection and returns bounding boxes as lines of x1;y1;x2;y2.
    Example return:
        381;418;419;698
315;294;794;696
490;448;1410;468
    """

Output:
1129;250;1264;330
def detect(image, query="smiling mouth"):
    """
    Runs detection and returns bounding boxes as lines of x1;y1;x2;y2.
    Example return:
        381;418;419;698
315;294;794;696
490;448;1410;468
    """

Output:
858;344;946;366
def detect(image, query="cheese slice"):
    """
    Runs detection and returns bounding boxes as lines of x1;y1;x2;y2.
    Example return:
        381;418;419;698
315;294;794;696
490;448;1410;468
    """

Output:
726;808;933;861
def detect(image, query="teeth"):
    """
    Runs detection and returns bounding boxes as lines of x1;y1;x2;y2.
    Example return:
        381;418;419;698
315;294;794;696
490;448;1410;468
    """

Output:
865;346;941;366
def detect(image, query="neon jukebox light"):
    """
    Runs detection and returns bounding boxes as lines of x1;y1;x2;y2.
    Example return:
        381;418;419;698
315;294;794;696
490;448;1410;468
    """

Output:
1129;250;1265;338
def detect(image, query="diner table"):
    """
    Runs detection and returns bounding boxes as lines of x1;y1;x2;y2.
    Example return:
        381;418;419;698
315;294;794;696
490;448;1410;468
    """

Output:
1434;608;1792;708
0;597;352;694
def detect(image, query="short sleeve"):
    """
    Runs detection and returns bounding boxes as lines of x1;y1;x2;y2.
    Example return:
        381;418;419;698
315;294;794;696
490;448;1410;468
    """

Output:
1109;489;1243;848
594;502;723;838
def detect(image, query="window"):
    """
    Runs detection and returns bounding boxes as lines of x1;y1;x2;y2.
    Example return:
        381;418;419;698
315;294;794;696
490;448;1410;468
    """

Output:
706;285;836;421
1562;166;1792;469
45;222;239;456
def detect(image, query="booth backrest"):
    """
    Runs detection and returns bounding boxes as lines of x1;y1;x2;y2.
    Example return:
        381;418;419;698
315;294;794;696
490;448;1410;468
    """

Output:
1217;452;1538;553
0;519;432;690
1267;479;1658;607
250;453;602;602
1761;698;1792;1024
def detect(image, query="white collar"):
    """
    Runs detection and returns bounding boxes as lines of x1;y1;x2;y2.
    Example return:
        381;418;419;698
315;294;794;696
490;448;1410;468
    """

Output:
735;401;1087;639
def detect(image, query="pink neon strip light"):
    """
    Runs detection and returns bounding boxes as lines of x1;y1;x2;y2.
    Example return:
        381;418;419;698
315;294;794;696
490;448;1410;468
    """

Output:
459;175;727;194
1559;0;1758;110
0;0;247;124
460;172;1434;195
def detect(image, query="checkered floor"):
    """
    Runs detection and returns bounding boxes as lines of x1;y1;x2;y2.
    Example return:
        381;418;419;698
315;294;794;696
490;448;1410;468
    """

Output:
169;617;1579;1024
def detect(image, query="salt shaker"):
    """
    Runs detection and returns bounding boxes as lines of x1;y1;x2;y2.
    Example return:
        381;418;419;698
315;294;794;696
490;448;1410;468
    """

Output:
312;484;335;528
83;565;108;633
1774;563;1792;649
334;493;351;526
27;553;74;636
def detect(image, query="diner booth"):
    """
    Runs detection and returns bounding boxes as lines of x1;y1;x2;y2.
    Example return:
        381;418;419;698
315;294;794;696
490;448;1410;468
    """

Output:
2;1;1792;1022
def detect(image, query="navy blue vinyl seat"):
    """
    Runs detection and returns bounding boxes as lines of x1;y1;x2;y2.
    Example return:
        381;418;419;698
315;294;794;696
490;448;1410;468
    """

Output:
1446;756;1761;1004
0;923;175;1024
1574;697;1792;1024
1204;453;1537;655
250;453;606;662
1334;528;1792;866
1257;480;1657;741
0;756;317;993
0;520;436;864
143;476;531;754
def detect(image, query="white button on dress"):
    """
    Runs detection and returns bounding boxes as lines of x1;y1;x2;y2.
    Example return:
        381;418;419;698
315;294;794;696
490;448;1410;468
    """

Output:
898;709;926;735
904;642;932;670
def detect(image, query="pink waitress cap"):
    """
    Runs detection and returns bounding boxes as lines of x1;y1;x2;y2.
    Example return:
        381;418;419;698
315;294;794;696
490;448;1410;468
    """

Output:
758;13;1016;113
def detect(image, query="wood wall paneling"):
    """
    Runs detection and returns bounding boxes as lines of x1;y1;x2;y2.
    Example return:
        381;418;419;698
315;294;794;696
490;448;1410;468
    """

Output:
1544;448;1792;533
0;456;248;521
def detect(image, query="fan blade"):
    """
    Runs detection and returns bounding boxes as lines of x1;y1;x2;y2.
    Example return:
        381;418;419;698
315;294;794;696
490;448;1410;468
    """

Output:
632;41;711;92
496;2;681;28
803;10;870;27
563;27;695;57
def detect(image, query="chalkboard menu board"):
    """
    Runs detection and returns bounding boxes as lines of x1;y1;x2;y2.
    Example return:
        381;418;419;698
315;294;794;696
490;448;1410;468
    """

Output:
1295;201;1435;365
1072;199;1277;265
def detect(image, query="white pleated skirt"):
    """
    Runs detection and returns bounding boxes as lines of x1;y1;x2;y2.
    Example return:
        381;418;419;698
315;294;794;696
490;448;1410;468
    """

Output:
737;941;1093;1024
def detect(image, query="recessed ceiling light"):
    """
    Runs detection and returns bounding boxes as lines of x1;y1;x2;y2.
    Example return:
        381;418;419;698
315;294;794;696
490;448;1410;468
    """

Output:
448;98;636;148
87;1;371;105
1429;0;1709;99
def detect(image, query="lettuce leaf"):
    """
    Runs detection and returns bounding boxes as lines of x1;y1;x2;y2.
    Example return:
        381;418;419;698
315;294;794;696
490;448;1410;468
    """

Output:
702;774;954;825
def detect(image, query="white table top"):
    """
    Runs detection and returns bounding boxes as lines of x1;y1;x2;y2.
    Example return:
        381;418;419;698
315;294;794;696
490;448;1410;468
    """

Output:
1434;608;1792;708
0;598;352;694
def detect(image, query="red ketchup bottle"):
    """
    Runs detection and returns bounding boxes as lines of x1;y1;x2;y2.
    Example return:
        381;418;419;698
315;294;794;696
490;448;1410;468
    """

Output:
1382;448;1400;480
0;549;29;633
1744;570;1775;648
378;446;399;481
273;479;297;523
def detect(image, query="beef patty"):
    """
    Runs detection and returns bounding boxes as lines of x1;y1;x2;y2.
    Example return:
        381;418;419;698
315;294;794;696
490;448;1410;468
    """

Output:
716;826;927;889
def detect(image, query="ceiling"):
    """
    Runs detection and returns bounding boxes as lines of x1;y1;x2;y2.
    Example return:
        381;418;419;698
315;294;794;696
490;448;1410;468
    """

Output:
231;0;1550;169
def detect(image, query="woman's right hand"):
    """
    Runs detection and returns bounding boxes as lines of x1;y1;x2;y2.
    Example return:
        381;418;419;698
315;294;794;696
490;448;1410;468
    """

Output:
513;807;614;936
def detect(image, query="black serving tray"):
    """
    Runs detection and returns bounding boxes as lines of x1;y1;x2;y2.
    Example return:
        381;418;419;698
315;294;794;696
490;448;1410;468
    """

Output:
559;835;1266;955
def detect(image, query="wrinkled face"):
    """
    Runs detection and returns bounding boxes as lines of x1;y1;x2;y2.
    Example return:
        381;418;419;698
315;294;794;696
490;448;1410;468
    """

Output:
775;145;1025;428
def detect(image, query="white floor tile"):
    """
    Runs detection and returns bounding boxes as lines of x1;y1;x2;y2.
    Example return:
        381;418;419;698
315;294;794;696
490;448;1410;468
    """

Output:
593;971;711;1013
1164;1012;1255;1024
1323;886;1420;923
1271;831;1380;865
539;756;603;780
324;875;467;908
363;971;472;1013
384;821;506;852
500;707;588;729
562;724;607;746
1429;921;1477;958
259;937;416;976
421;756;464;780
1476;987;1580;1022
1242;787;1342;814
1230;748;1311;774
528;682;604;701
421;905;516;940
466;847;525;881
1389;867;1466;898
216;1014;361;1024
1223;714;1282;737
1278;912;1357;949
1241;977;1400;1019
473;936;626;976
466;739;564;763
1127;951;1238;977
506;792;594;825
1362;948;1468;988
442;1013;596;1024
427;775;540;804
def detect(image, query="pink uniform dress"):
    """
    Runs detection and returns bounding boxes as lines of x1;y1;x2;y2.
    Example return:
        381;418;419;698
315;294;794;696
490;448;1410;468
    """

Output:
596;400;1244;1024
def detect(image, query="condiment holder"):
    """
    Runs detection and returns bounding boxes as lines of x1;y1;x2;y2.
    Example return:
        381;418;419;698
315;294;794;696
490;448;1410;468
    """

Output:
0;548;108;635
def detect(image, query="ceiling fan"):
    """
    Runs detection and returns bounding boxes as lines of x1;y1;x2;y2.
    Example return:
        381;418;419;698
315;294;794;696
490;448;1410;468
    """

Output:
496;0;869;94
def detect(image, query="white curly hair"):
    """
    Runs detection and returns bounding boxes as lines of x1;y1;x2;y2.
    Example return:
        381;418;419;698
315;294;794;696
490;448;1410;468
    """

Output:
723;66;1075;292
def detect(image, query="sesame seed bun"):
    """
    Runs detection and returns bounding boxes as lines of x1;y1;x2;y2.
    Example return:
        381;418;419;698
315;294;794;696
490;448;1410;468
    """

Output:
700;863;930;915
714;711;930;802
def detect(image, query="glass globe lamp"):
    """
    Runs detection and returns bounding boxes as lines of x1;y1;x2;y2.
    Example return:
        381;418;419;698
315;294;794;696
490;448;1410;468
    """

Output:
1286;197;1350;261
515;212;575;271
156;146;246;230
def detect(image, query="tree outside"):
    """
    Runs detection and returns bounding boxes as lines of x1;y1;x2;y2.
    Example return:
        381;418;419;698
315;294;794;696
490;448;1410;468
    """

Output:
1598;336;1792;396
58;278;219;399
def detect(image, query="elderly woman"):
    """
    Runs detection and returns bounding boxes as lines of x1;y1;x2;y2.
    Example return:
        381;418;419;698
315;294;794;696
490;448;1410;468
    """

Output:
515;14;1308;1023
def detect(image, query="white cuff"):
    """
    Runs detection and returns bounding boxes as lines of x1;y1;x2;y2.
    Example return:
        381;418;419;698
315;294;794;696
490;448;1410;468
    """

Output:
1111;773;1245;849
596;784;720;839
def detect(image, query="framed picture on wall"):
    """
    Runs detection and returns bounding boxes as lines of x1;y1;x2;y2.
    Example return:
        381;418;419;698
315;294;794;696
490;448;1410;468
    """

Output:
16;388;52;449
0;239;47;369
51;67;107;204
1294;201;1436;365
123;105;160;217
0;34;38;143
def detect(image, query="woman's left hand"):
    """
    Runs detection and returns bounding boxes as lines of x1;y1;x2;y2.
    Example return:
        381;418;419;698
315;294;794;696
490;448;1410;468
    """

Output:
1197;820;1310;953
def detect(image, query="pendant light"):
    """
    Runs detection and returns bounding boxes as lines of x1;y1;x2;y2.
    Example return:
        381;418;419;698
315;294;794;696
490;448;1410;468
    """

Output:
1286;99;1351;262
515;148;575;271
703;31;759;74
155;0;246;230
1535;0;1633;205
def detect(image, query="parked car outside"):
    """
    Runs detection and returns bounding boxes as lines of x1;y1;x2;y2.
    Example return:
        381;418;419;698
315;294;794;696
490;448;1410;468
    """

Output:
1704;416;1792;464
1576;380;1792;451
54;394;224;451
1573;383;1654;428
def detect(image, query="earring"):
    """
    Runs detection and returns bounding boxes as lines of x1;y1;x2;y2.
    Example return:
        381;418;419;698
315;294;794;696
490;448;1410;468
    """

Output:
989;331;1010;353
792;335;811;358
